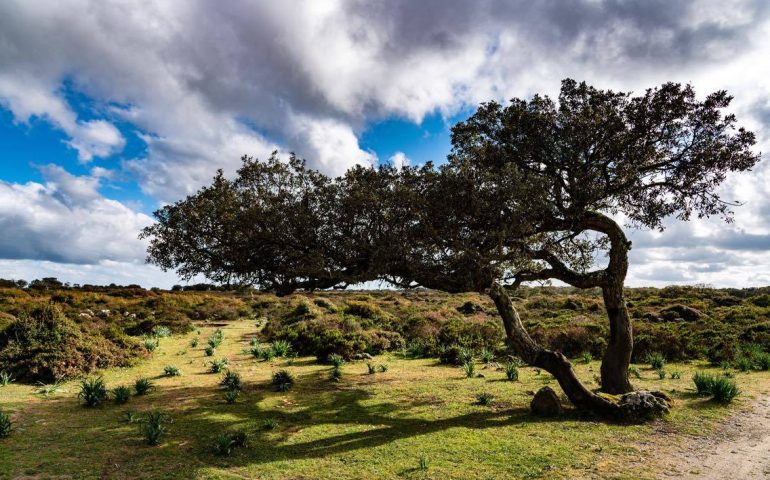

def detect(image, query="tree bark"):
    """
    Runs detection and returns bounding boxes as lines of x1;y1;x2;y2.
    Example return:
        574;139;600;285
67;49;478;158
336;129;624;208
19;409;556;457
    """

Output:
488;282;621;418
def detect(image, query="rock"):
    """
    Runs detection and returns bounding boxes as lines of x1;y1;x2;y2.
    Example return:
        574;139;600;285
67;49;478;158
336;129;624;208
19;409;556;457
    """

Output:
96;309;110;318
530;386;563;416
456;301;484;315
659;305;703;322
78;312;92;318
351;353;373;360
476;373;486;378
618;390;671;421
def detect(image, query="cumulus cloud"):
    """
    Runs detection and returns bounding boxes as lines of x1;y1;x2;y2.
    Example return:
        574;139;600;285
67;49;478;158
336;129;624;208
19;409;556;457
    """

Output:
1;0;770;286
388;152;411;171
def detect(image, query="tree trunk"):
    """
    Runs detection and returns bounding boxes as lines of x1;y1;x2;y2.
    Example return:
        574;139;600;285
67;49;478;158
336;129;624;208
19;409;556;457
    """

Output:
600;280;633;394
488;282;620;418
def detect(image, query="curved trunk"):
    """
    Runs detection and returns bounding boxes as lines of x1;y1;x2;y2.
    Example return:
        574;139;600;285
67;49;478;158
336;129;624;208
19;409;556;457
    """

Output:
489;283;620;418
600;280;633;394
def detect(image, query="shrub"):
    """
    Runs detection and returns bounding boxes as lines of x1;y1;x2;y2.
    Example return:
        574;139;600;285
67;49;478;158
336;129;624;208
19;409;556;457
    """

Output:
204;345;215;356
0;371;13;386
112;385;131;404
462;360;476;378
224;389;239;404
476;392;494;405
735;355;754;372
0;410;10;438
208;358;229;373
272;370;294;392
134;378;154;395
139;411;170;446
163;365;181;377
710;377;740;404
262;418;278;430
221;370;242;391
367;363;376;374
504;361;519;381
645;352;666;370
271;340;291;357
693;372;716;396
78;377;108;407
152;326;172;338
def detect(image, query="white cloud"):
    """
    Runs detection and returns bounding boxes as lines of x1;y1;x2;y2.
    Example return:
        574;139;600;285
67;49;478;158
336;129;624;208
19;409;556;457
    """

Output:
388;152;410;170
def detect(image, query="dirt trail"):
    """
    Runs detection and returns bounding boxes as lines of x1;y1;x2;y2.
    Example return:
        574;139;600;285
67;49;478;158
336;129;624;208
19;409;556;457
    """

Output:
661;396;770;479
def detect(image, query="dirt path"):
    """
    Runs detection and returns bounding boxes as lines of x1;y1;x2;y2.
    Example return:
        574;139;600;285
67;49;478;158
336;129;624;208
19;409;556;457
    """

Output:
660;396;770;479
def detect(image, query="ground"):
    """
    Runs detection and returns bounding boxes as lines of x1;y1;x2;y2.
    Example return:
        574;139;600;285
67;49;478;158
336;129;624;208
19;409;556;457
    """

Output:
1;318;768;480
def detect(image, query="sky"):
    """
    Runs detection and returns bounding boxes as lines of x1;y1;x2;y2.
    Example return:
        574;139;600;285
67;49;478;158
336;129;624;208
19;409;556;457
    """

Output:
1;0;770;289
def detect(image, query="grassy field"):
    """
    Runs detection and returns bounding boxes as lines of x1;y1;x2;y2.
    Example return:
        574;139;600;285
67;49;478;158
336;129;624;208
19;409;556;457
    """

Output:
2;316;768;480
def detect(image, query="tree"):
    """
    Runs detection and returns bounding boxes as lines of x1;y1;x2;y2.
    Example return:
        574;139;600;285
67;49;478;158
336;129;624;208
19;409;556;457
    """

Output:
142;80;759;418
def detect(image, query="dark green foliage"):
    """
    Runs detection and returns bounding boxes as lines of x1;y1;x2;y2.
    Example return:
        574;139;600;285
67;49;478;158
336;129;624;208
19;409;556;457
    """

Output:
367;363;376;374
579;351;592;364
476;392;494;405
645;352;666;370
260;348;276;361
378;364;389;373
112;385;131;404
220;370;242;391
693;372;717;396
78;377;108;407
670;371;682;379
462;360;475;378
204;345;215;356
262;418;278;430
628;366;641;379
656;369;666;380
139;411;171;446
504;361;519;381
163;365;181;377
212;430;249;456
0;371;13;386
123;410;141;423
330;366;343;382
190;338;199;348
735;355;754;372
134;378;154;395
143;337;159;352
272;370;294;392
480;348;494;364
208;358;228;373
710;377;740;403
271;340;291;357
0;410;11;438
328;353;345;368
250;345;263;359
223;389;239;404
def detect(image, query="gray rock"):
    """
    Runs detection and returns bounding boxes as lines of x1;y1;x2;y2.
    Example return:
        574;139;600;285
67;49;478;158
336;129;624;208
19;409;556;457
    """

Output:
618;390;671;421
530;386;563;416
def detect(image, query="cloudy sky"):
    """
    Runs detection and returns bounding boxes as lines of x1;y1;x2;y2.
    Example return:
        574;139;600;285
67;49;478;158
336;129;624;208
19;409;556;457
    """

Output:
1;0;769;288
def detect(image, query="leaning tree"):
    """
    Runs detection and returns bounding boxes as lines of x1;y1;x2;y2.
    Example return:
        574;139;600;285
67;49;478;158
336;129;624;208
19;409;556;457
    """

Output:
142;80;759;418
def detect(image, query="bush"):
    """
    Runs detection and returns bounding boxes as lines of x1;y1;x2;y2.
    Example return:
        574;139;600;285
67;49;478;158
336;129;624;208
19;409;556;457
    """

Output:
112;385;131;404
272;370;294;392
139;411;171;446
462;360;475;378
476;392;494;405
208;358;228;373
163;365;181;377
221;370;242;391
710;377;740;404
78;377;108;407
134;378;154;395
693;372;716;396
0;410;11;438
504;361;519;381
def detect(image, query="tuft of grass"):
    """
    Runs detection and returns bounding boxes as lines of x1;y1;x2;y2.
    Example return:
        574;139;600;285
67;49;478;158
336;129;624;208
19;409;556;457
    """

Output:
139;411;171;446
0;410;11;438
458;347;474;365
152;326;172;338
220;370;242;391
190;338;199;348
419;454;429;471
711;376;740;404
480;348;495;364
271;340;291;357
204;345;215;357
670;371;682;379
224;389;240;404
78;377;108;407
208;358;229;373
112;385;131;404
330;366;343;382
579;351;592;364
378;364;389;373
367;363;377;374
250;346;263;359
328;353;345;368
735;355;754;372
207;329;225;349
755;352;770;371
462;360;476;378
134;378;154;395
0;371;14;386
262;418;278;430
533;368;541;376
628;366;642;379
656;369;667;380
645;352;666;370
123;410;141;423
260;348;276;361
163;365;182;377
476;392;495;406
213;433;235;456
272;370;294;392
143;337;159;352
504;361;519;381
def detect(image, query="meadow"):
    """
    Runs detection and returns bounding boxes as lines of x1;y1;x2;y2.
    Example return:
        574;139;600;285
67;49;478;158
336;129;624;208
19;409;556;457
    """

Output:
2;285;770;479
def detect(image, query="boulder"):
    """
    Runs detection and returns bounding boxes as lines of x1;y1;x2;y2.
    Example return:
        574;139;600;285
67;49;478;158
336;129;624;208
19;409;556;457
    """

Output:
530;386;563;416
618;390;671;421
351;353;373;360
659;305;703;322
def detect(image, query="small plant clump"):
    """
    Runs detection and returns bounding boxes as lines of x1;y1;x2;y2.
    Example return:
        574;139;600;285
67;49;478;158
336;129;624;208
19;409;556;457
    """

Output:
78;377;108;407
504;361;519;381
208;358;229;373
330;366;343;382
152;326;172;338
580;351;592;364
476;392;494;405
139;411;171;446
143;337;159;352
272;370;294;392
36;380;65;397
204;345;215;357
656;369;667;380
0;410;11;438
221;370;243;391
670;371;682;380
262;418;278;430
208;329;225;349
163;365;182;377
462;360;476;378
190;338;199;348
261;348;276;361
645;352;666;370
378;364;389;373
271;340;291;357
0;371;14;386
112;385;132;404
419;454;429;471
628;366;642;379
224;389;240;404
134;378;154;395
328;353;345;368
123;410;141;423
367;363;377;374
692;372;741;403
480;348;495;364
212;430;248;456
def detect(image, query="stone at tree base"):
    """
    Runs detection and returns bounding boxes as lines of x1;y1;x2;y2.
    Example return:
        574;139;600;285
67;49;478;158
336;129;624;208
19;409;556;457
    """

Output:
530;386;563;416
618;390;671;421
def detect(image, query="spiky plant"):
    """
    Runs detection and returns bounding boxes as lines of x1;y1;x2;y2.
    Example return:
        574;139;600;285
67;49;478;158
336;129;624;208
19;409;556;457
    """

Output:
328;353;345;368
272;370;294;392
367;363;377;374
462;360;476;378
208;358;229;373
0;410;11;438
271;340;291;357
112;385;131;404
78;377;108;407
139;411;171;446
378;364;389;373
504;361;519;381
476;392;495;405
0;371;14;386
221;370;242;391
163;365;181;377
134;378;154;395
224;389;240;404
204;345;215;356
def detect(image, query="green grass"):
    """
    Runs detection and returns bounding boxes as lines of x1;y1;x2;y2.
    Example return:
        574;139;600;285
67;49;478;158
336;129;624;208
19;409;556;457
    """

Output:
0;319;766;479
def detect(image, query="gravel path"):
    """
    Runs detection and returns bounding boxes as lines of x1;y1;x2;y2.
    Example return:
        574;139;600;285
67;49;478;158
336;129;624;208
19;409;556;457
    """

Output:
662;396;770;479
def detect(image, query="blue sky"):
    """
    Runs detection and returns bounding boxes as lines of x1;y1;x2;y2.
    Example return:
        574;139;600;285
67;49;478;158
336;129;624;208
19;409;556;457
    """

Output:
1;1;770;288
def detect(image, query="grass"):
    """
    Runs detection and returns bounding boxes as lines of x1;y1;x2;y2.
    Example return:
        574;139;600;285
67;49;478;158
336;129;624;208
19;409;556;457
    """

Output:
0;318;767;479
